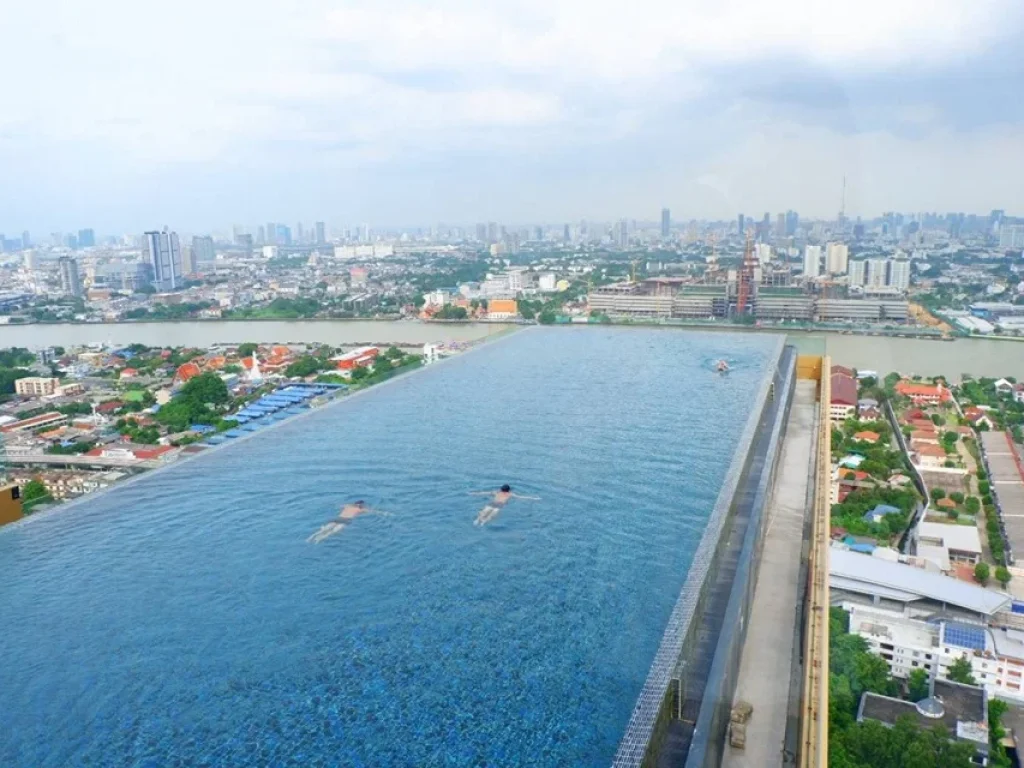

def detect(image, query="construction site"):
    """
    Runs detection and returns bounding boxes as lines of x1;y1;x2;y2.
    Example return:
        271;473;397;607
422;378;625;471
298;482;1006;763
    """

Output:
588;238;910;325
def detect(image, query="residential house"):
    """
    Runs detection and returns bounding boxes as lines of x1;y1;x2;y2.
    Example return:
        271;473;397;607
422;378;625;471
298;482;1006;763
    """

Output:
830;372;858;423
912;442;948;468
910;430;939;444
1015;383;1024;404
864;503;901;524
994;378;1014;395
853;430;880;444
895;380;952;405
964;406;995;430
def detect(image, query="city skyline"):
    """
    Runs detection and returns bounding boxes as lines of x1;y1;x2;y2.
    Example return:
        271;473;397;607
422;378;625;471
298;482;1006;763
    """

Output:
2;1;1023;233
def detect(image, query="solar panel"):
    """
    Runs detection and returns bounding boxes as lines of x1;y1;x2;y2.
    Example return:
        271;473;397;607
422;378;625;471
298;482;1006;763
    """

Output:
944;622;986;652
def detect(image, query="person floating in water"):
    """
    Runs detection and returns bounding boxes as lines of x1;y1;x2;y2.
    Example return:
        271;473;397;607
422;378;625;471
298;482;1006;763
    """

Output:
470;484;539;526
307;501;383;544
716;359;730;373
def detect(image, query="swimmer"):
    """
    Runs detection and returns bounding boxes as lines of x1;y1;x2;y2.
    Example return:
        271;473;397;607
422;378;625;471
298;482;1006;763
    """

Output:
307;501;383;544
470;484;539;526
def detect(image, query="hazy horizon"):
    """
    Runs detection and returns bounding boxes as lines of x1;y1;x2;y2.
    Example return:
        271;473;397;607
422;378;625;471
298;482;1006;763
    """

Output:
3;0;1023;235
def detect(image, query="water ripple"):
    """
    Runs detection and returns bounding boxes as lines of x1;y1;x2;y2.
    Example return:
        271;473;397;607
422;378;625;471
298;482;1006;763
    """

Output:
0;328;778;767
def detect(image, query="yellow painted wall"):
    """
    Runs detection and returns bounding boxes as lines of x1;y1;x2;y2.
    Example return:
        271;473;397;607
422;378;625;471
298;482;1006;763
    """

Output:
0;484;24;527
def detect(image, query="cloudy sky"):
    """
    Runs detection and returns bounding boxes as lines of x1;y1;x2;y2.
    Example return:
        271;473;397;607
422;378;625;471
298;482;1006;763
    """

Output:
2;0;1022;234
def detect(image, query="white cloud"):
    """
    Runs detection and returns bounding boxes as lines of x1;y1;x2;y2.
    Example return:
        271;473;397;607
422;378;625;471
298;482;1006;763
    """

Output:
0;0;1021;229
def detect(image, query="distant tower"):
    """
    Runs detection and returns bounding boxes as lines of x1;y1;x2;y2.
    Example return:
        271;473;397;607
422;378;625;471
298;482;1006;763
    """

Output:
736;234;758;315
661;208;671;238
58;256;82;296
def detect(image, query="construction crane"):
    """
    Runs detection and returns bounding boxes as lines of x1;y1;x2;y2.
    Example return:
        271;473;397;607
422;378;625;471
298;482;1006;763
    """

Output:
736;233;758;314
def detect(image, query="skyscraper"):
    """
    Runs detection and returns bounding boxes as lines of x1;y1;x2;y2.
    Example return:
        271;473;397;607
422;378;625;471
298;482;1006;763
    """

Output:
21;230;30;248
296;222;304;243
826;242;849;274
889;257;910;292
775;213;786;239
785;211;799;236
315;221;326;245
849;260;867;286
192;235;216;264
803;245;822;279
999;225;1024;249
257;226;266;244
77;229;95;248
617;219;629;248
563;224;571;242
144;229;182;291
265;222;276;245
866;258;888;289
737;214;745;235
58;256;82;296
661;208;671;238
276;224;292;246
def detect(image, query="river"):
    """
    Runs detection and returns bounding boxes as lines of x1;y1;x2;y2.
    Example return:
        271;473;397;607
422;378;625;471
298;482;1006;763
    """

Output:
0;320;1020;380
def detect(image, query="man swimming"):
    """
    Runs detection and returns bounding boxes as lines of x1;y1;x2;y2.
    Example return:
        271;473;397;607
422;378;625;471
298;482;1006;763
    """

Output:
307;501;381;544
471;484;539;526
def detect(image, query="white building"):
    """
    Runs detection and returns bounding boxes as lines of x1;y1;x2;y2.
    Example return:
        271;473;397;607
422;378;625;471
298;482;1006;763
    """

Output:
845;602;1024;703
755;243;773;265
262;246;279;259
866;258;889;290
826;242;849;274
424;290;449;307
889;258;910;292
803;245;821;279
849;260;866;287
999;224;1024;249
913;520;983;571
538;273;557;292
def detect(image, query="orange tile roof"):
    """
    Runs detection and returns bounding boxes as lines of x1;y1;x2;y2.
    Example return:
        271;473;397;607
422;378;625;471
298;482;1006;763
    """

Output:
175;362;202;382
853;431;880;442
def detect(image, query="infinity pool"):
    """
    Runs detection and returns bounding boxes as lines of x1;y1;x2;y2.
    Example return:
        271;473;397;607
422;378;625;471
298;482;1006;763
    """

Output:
0;328;778;767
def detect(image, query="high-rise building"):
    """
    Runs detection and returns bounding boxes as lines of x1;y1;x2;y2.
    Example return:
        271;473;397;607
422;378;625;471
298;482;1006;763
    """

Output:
315;221;326;245
889;257;910;292
999;225;1024;249
192;235;216;264
144;228;182;291
826;242;849;274
265;222;276;245
849;259;866;286
737;214;745;235
866;258;889;289
563;224;571;242
785;210;799;236
257;226;266;244
803;245;822;278
617;219;629;248
486;222;497;244
475;223;487;242
21;230;30;248
276;224;292;246
77;228;95;248
661;208;671;238
296;222;304;243
533;226;543;241
775;213;786;239
58;256;82;296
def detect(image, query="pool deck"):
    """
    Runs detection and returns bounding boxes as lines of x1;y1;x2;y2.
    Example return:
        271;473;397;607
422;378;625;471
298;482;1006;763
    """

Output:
723;379;816;768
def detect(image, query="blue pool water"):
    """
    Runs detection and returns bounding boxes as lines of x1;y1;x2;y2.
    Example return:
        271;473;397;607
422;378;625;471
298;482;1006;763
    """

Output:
0;328;778;767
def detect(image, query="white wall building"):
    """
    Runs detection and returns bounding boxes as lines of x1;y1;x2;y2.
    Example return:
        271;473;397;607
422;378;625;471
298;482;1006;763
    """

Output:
803;245;821;279
890;258;911;292
826;242;849;274
845;602;1024;703
849;260;866;286
538;273;557;292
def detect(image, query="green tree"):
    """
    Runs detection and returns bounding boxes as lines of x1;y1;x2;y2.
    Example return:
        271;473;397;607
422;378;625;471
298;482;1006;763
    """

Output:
907;668;930;702
949;491;965;504
284;356;324;378
22;479;48;501
350;367;368;381
974;562;990;585
965;496;980;514
179;372;230;406
237;342;258;358
931;487;946;500
948;654;977;685
996;566;1012;588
